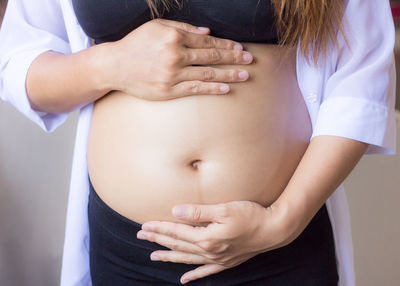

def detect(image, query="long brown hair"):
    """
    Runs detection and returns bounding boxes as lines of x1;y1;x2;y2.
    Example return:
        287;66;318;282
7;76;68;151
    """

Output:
145;0;347;64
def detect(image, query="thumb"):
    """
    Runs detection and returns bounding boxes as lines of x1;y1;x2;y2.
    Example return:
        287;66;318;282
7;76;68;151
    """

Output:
172;203;226;223
153;18;210;34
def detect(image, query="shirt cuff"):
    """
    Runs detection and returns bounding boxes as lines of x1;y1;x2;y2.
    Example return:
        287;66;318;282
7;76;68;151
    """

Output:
1;48;69;132
311;96;397;155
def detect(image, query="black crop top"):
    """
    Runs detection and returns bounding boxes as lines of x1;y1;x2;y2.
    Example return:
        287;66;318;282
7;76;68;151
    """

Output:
72;0;278;45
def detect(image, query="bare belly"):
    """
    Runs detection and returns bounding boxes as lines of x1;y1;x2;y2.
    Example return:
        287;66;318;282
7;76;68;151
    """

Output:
87;43;312;226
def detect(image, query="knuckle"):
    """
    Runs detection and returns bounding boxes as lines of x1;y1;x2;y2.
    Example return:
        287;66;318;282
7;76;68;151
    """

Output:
234;51;243;64
187;81;201;94
191;206;202;221
212;83;223;93
228;70;237;81
204;244;225;256
204;35;215;47
202;69;215;81
215;243;229;254
227;40;236;50
208;48;221;63
169;240;178;250
169;229;180;240
207;83;223;94
198;240;214;251
204;252;219;260
167;28;184;43
149;20;167;32
179;22;193;32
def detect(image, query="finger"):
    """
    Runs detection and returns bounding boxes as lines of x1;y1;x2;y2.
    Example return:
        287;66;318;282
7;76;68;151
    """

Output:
172;203;229;223
184;48;253;65
140;221;207;245
137;229;204;254
149;250;213;265
181;32;243;50
152;18;211;34
180;264;227;284
176;66;249;83
169;80;231;98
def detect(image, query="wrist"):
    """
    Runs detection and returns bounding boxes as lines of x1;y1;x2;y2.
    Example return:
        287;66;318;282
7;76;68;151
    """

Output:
86;42;115;94
257;199;293;252
273;187;325;245
269;194;308;246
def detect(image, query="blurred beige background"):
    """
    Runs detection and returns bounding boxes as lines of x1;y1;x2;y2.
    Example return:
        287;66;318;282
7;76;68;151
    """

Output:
0;0;399;285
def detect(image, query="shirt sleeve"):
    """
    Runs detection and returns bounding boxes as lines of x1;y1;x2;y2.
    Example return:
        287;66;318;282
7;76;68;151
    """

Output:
0;0;72;132
311;0;397;155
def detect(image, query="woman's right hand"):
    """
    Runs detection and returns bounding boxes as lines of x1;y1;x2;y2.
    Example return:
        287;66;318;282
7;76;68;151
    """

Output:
95;18;253;101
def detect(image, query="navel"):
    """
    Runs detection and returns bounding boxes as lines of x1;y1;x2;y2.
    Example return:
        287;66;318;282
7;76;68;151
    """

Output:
189;159;202;170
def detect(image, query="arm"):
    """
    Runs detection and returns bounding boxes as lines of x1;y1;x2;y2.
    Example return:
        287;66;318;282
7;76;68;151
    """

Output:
1;1;252;126
273;0;396;248
272;135;368;245
26;46;111;114
26;20;252;114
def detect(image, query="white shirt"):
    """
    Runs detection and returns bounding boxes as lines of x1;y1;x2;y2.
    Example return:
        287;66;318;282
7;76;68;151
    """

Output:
0;0;397;285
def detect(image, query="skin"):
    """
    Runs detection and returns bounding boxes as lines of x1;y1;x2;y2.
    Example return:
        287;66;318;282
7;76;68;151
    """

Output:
87;42;312;226
138;135;367;284
26;18;369;285
27;19;253;113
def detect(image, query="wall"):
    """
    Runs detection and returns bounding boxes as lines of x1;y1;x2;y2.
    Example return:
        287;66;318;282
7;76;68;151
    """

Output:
345;115;400;286
0;103;78;286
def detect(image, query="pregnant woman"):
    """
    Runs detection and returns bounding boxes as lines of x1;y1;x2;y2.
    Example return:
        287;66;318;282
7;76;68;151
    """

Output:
86;1;318;284
0;0;396;285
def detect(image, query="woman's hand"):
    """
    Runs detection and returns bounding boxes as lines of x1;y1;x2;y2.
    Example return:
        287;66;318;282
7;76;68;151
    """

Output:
136;200;293;284
95;18;253;101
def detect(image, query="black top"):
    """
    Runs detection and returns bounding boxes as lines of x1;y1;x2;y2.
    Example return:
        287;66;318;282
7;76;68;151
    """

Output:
72;0;278;45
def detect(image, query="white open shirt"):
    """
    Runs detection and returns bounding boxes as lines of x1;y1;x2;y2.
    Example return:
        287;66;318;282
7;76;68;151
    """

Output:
0;0;397;285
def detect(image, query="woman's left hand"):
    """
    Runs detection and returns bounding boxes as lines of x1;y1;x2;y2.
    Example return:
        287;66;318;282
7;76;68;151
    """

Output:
136;200;293;284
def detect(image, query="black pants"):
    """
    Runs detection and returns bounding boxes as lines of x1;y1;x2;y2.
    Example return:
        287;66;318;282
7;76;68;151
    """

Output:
88;180;339;285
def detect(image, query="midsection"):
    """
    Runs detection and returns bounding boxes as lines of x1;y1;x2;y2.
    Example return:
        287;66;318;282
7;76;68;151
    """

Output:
87;43;312;226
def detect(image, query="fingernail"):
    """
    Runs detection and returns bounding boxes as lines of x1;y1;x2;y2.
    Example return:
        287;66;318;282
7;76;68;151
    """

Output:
151;253;160;261
238;70;249;80
242;52;253;62
197;26;209;32
173;206;187;218
219;84;229;92
137;231;146;239
141;223;153;231
233;43;243;50
181;277;190;284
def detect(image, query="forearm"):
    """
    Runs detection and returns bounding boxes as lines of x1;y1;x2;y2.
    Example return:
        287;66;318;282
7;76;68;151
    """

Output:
26;43;112;114
274;135;369;242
